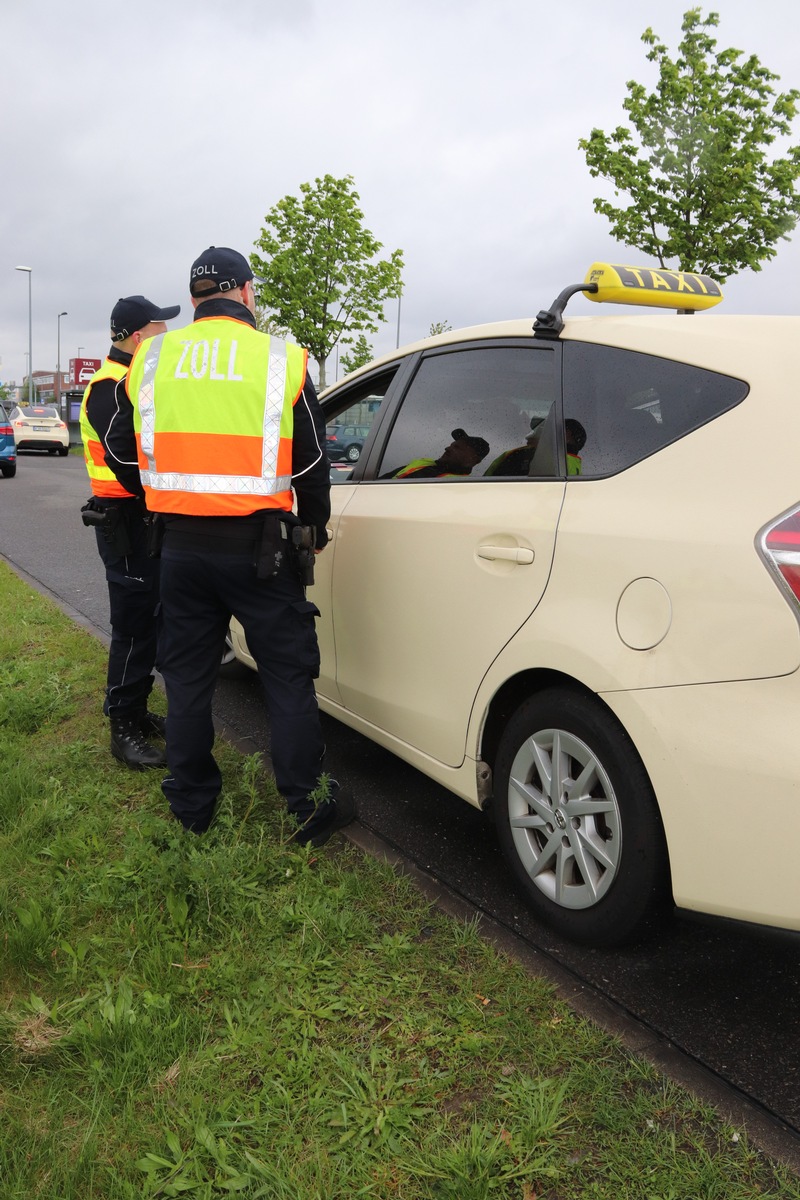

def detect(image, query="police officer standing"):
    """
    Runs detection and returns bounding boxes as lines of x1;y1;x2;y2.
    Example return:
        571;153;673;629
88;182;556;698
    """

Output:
106;247;354;843
80;294;180;769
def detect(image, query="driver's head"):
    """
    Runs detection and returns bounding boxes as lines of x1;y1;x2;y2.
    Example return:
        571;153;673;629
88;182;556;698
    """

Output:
437;427;490;473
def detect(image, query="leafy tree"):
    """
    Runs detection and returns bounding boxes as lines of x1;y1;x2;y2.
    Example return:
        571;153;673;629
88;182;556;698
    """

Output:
340;333;373;376
428;320;452;336
0;381;12;407
579;8;800;280
252;174;403;388
253;305;288;338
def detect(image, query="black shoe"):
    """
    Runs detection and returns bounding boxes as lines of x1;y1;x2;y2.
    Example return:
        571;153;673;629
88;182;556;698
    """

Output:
294;790;356;848
110;716;167;770
139;710;166;739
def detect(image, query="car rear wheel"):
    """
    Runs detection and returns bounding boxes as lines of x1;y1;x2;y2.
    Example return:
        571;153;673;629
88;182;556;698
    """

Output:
57;447;69;457
493;688;669;946
1;464;16;478
345;444;361;462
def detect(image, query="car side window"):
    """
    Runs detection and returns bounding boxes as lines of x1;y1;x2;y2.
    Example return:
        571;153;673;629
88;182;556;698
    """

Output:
562;342;748;477
324;368;400;481
378;345;559;481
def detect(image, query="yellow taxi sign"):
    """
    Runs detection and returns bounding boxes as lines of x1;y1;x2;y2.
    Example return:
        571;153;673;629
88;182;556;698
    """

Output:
584;262;723;311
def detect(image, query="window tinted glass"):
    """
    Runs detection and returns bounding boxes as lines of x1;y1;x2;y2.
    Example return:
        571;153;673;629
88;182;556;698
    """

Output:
562;342;748;477
324;367;399;481
379;345;558;481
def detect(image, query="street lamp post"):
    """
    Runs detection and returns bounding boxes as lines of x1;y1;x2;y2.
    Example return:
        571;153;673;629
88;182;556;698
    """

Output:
57;312;68;415
15;266;33;404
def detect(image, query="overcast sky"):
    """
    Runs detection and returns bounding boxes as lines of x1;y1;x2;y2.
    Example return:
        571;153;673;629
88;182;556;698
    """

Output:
2;0;799;389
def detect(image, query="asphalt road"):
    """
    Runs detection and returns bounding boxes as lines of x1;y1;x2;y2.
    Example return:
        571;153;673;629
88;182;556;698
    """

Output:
2;450;799;1158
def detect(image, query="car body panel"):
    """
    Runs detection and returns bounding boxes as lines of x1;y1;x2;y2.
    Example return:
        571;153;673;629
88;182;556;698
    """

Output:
325;478;565;765
0;403;16;475
602;674;800;928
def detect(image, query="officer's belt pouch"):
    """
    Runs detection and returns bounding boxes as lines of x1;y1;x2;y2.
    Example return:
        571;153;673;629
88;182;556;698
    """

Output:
256;517;283;579
103;505;134;557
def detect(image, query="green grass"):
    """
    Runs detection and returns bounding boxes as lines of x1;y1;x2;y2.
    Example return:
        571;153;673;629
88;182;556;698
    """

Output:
0;558;797;1199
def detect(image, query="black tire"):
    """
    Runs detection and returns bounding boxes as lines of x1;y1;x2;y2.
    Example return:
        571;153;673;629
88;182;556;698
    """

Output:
345;444;361;462
493;688;669;946
57;446;69;457
1;463;16;478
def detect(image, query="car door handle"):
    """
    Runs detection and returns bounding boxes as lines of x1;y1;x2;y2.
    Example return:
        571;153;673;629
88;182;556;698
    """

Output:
477;545;535;565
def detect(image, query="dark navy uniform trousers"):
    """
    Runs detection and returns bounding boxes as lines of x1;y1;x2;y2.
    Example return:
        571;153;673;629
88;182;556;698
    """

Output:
94;502;160;717
158;538;328;833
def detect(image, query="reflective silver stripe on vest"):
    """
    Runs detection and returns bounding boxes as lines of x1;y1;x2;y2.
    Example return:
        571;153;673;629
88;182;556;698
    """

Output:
263;339;287;478
140;470;292;495
138;333;166;470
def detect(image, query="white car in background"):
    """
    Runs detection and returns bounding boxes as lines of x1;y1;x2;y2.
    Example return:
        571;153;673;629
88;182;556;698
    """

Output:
10;405;70;456
229;262;800;947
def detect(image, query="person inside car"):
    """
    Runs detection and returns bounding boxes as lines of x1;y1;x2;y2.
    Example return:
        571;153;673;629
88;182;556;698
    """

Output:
382;427;490;479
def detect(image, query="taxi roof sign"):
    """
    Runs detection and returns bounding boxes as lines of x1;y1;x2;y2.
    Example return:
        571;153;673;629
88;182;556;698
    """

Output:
584;262;723;311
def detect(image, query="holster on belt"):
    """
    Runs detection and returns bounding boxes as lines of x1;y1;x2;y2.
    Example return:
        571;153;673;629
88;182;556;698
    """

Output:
256;514;317;584
291;523;316;587
80;497;134;557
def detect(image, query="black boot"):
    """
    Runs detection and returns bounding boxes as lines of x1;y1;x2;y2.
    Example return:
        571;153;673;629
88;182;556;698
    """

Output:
109;715;167;770
138;710;166;739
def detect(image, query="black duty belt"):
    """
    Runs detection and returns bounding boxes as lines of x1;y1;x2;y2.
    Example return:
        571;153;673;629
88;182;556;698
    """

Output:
162;519;292;555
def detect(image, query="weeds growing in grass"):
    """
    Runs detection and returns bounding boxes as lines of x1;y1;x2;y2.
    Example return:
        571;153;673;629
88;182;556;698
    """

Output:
1;560;799;1199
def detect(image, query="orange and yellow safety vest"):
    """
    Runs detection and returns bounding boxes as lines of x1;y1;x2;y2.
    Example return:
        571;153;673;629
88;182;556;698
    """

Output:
127;317;307;517
80;359;137;499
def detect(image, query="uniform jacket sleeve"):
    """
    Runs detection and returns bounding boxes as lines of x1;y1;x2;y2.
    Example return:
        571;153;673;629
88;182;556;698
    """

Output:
291;374;332;548
103;377;146;501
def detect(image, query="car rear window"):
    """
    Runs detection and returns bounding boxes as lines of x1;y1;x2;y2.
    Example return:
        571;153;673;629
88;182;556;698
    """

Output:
25;407;59;419
562;343;748;477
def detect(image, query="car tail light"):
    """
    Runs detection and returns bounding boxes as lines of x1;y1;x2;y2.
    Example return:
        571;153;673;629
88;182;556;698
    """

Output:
759;504;800;616
0;423;11;435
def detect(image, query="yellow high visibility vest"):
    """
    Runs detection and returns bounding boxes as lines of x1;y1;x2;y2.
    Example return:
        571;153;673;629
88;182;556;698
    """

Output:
127;317;307;517
80;359;137;499
392;458;461;479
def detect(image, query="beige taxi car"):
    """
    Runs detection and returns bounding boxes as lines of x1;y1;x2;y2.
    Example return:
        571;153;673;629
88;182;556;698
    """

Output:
229;263;800;946
10;404;70;455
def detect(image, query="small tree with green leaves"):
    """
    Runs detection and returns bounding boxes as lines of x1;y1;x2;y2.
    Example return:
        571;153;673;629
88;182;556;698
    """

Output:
252;174;403;388
254;305;288;339
579;7;800;281
428;320;452;336
340;333;373;376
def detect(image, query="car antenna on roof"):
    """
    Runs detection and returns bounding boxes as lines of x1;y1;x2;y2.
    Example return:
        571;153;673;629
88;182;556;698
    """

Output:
533;281;599;339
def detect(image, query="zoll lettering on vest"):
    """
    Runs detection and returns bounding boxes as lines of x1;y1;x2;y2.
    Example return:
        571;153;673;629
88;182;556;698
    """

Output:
174;339;244;381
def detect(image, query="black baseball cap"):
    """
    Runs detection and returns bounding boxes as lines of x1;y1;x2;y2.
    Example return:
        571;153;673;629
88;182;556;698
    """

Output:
190;246;256;297
110;295;181;342
451;427;490;461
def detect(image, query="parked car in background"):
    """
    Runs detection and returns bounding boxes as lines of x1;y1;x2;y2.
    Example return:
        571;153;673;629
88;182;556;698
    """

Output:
9;405;70;455
326;423;370;462
228;261;800;948
0;403;16;477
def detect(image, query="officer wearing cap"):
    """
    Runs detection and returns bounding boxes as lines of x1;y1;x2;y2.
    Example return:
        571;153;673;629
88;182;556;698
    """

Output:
80;294;180;768
383;428;490;479
105;247;354;844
